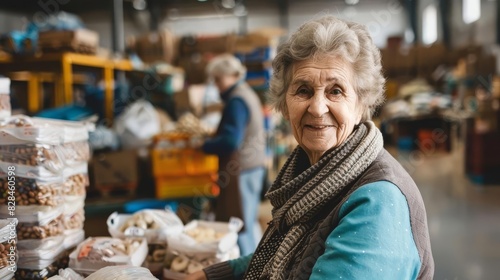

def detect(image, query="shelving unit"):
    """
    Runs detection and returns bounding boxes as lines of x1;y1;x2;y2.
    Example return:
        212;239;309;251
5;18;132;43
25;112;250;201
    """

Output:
0;52;133;123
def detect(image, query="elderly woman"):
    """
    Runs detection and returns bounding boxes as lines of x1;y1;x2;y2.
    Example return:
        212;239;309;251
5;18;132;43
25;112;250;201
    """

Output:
188;16;434;280
202;54;267;257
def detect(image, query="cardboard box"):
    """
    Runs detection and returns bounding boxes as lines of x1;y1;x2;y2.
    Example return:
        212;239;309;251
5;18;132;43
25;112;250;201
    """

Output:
234;28;285;53
90;150;138;190
180;35;236;55
38;29;99;54
134;29;178;64
178;55;209;85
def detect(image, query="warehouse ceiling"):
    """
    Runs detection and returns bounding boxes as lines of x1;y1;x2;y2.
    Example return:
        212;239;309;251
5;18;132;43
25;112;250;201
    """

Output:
0;0;396;14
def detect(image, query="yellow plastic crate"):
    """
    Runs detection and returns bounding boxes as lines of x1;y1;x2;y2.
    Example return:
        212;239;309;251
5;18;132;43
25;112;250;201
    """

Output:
152;148;218;177
155;175;219;199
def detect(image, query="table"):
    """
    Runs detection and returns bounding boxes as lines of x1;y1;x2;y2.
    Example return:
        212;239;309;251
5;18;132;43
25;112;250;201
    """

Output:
384;112;461;152
0;52;133;123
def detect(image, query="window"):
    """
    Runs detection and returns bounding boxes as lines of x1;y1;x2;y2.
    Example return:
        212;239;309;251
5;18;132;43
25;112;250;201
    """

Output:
463;0;481;24
422;5;438;45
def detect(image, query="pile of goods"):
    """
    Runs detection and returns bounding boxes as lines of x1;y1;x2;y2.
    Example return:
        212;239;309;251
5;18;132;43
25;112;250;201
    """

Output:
69;237;148;276
0;219;17;280
106;209;183;276
164;218;243;279
0;115;92;279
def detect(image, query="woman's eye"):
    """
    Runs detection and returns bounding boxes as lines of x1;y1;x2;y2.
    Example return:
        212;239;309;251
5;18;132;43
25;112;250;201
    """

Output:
330;88;343;95
296;86;311;95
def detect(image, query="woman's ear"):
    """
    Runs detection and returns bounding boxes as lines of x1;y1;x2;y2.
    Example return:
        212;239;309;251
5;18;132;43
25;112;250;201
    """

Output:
355;104;365;124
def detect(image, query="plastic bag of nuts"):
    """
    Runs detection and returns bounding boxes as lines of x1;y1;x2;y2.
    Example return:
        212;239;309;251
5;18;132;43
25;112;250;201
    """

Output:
15;250;69;280
0;78;11;120
17;215;64;240
63;173;88;197
0;115;92;144
0;218;17;271
60;141;91;165
0;143;64;174
0;176;64;207
63;209;85;231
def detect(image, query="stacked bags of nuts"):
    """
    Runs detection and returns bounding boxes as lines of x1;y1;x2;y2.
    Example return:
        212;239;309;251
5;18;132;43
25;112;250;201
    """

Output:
106;209;183;277
0;115;92;280
163;218;243;280
0;219;17;280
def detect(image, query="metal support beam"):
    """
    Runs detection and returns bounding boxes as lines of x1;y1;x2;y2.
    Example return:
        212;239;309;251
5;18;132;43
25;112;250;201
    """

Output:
439;0;451;49
405;0;419;45
111;0;125;53
111;0;126;116
497;0;500;44
239;15;248;35
277;0;289;31
148;0;161;31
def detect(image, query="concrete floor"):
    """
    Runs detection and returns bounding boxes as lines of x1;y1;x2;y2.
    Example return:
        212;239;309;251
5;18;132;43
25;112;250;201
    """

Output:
393;145;500;280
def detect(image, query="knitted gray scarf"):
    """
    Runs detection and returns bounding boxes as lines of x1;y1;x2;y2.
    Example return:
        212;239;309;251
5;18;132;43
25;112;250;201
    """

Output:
244;121;384;280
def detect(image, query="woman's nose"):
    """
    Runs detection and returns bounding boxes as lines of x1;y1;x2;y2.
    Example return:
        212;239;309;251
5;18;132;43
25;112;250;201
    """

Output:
307;92;329;117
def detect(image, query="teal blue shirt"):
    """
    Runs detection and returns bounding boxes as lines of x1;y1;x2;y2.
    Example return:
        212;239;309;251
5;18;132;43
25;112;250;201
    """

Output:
228;181;421;279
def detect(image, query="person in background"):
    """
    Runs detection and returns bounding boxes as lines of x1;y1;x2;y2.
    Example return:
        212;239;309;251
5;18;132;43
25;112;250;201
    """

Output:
202;54;266;257
187;15;434;280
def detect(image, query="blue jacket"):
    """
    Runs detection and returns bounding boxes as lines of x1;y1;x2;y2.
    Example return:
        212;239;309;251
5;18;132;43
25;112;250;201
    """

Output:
202;83;249;156
227;181;421;279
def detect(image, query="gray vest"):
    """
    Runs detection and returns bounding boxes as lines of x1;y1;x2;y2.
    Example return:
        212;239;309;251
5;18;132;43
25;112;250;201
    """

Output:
215;82;266;223
223;82;266;171
289;149;435;279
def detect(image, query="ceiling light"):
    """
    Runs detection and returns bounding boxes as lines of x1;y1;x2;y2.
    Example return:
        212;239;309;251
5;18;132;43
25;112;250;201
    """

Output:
132;0;147;10
345;0;359;5
221;0;236;9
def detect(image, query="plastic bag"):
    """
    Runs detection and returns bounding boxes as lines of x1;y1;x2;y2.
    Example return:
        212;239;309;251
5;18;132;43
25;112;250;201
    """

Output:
0;218;17;272
17;214;64;240
107;209;183;244
63;229;85;250
47;268;84;280
85;266;157;280
113;100;160;149
69;237;148;276
0;115;93;145
166;217;243;255
0;203;63;224
0;175;64;207
18;236;65;260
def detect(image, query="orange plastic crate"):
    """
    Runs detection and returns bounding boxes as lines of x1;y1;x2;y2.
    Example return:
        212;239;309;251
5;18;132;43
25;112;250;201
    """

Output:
155;175;219;199
152;148;218;177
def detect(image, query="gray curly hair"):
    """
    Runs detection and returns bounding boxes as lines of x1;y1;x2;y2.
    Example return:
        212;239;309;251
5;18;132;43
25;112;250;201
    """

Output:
206;53;247;81
269;15;385;121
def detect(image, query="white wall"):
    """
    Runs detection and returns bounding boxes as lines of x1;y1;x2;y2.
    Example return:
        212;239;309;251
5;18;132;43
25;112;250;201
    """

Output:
450;0;496;47
417;0;497;48
288;0;408;48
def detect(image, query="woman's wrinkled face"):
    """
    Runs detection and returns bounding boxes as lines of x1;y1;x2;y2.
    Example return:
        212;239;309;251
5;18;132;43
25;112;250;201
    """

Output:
284;54;363;164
